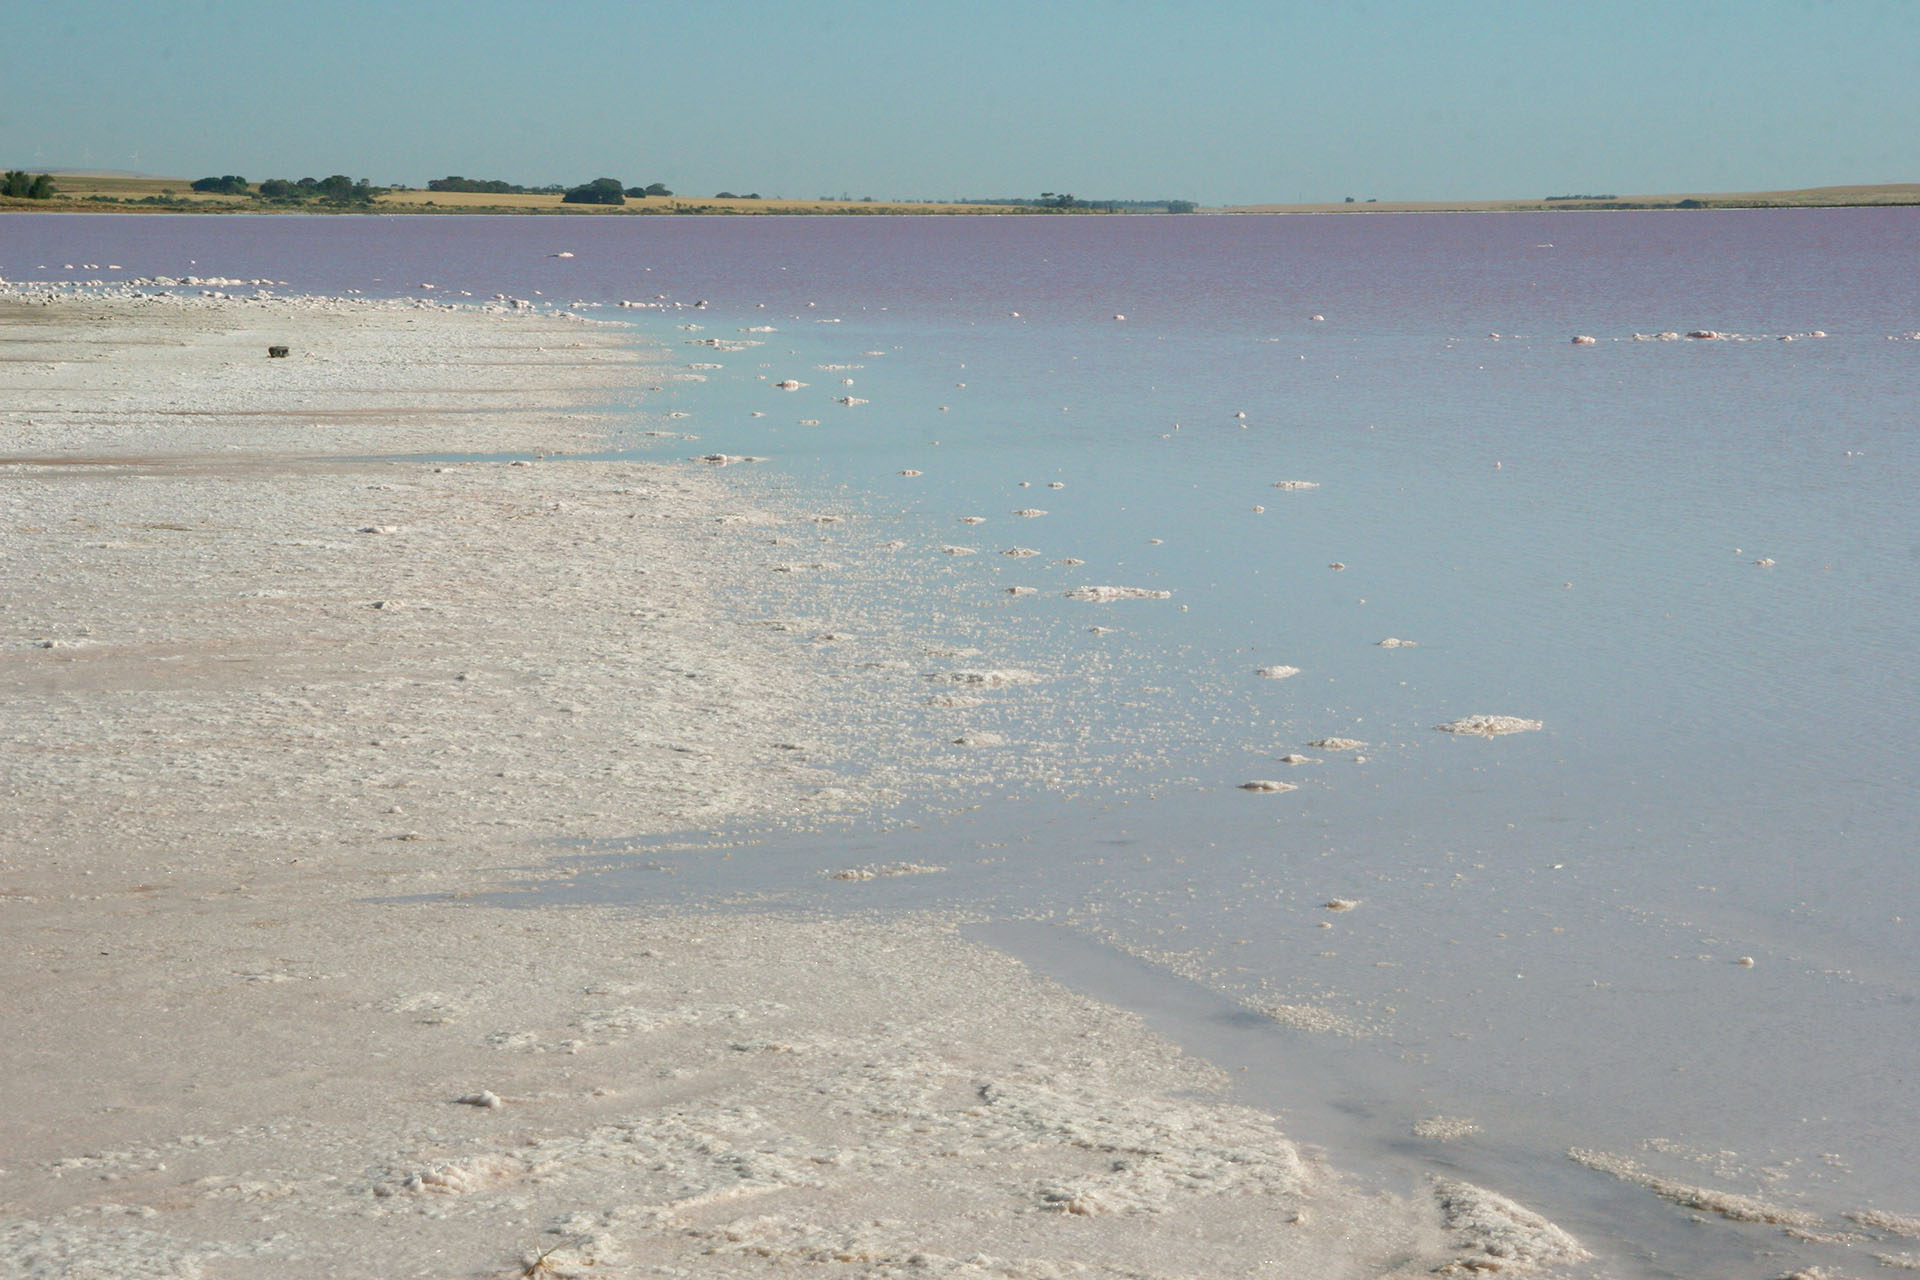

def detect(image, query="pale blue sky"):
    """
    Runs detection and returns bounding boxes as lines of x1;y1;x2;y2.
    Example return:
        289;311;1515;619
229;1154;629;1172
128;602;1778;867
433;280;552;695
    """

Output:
6;0;1915;204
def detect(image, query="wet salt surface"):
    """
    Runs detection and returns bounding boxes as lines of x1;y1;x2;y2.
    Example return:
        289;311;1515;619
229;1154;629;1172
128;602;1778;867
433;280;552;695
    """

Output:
15;210;1920;1277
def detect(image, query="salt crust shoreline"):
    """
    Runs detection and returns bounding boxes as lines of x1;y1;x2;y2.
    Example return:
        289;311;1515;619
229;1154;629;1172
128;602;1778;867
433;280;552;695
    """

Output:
1;291;1584;1277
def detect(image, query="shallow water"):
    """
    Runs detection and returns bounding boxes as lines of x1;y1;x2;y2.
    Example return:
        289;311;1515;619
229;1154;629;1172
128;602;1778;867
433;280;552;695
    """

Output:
11;210;1919;1273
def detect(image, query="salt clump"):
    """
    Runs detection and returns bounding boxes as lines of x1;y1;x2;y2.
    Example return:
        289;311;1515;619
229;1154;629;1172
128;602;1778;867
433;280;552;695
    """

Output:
1256;665;1300;679
1435;715;1542;736
1064;586;1172;602
1239;780;1297;793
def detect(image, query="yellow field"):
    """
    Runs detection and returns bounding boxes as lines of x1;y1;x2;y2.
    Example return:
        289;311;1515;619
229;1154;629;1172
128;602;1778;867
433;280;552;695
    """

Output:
0;173;1031;216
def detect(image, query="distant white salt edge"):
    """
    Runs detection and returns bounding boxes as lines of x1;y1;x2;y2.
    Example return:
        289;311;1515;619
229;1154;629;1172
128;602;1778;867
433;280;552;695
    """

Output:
928;669;1044;687
1064;586;1172;602
828;862;947;881
1435;715;1543;737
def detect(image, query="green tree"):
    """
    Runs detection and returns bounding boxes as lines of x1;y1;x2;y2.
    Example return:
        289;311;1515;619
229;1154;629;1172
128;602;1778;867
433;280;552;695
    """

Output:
4;170;57;199
314;174;378;205
563;177;626;205
191;175;249;194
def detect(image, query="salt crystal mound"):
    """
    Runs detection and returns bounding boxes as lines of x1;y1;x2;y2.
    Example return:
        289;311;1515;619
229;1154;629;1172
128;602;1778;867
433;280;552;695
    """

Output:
1307;738;1368;750
1414;1116;1483;1141
1063;586;1172;602
1272;480;1320;491
1256;665;1300;679
1238;779;1297;793
1434;1178;1593;1270
1434;715;1543;737
385;1153;527;1196
1377;637;1418;648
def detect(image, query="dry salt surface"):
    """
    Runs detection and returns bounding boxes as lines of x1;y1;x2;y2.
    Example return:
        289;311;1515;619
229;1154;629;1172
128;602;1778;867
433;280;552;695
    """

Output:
1;292;1584;1279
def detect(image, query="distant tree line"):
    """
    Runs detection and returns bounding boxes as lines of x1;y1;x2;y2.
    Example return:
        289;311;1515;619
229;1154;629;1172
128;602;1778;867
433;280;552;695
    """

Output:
3;171;57;199
189;174;385;205
424;176;560;193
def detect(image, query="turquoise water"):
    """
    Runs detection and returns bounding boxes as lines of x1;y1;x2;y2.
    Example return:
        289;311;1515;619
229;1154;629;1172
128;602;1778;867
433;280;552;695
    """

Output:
11;211;1918;1274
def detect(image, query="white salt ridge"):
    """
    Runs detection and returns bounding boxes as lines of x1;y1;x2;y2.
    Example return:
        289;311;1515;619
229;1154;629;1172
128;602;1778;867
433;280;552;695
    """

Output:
928;669;1044;687
1569;1149;1821;1227
1064;586;1172;602
828;862;947;880
1435;715;1543;736
1254;1002;1369;1036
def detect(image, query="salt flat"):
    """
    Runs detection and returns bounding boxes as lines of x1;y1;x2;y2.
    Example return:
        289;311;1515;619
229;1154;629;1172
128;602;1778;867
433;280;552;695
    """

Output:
0;290;1583;1278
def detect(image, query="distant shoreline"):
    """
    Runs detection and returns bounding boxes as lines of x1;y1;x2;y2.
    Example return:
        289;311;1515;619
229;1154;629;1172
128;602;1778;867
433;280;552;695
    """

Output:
5;174;1915;217
1217;181;1920;215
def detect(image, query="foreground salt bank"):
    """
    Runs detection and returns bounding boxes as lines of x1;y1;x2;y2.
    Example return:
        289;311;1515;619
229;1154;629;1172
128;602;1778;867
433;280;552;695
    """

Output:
0;288;1587;1277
